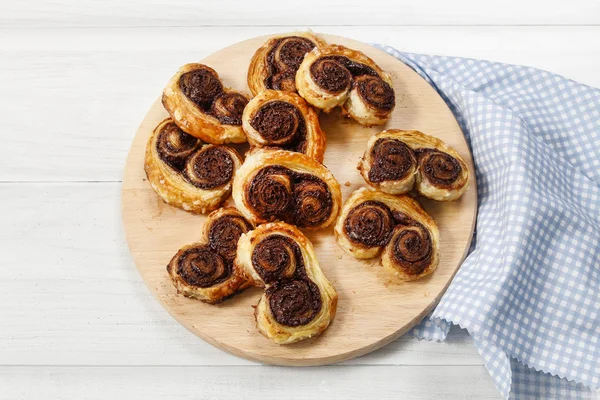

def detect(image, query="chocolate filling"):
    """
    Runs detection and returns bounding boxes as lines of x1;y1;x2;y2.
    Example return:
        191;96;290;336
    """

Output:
266;278;322;327
179;69;223;108
251;233;322;326
291;179;332;228
156;122;200;171
178;67;246;125
343;200;395;247
354;75;395;111
247;165;333;228
176;244;230;288
415;149;462;188
390;214;433;276
211;92;248;125
251;234;304;284
249;101;307;153
265;36;317;91
208;214;253;262
184;146;234;189
367;138;416;183
309;57;352;94
309;55;380;94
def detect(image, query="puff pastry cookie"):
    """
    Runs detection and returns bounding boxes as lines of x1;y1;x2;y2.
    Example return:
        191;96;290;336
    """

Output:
145;119;242;213
334;188;439;281
242;90;326;162
359;129;470;201
296;44;395;126
248;32;327;95
233;149;342;229
235;222;337;344
167;207;254;303
162;63;249;144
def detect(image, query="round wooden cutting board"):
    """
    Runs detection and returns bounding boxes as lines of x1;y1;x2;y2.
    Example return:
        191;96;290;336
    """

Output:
122;33;477;366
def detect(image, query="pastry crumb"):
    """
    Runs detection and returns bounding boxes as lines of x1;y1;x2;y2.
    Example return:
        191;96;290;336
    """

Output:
344;181;351;187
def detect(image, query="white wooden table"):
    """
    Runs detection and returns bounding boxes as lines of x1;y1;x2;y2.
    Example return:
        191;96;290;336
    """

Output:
1;1;599;398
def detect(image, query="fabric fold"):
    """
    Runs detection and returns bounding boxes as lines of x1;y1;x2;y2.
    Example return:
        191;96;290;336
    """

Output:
376;45;600;399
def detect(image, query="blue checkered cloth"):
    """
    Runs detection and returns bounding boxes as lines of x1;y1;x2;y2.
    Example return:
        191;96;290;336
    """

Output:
377;46;600;399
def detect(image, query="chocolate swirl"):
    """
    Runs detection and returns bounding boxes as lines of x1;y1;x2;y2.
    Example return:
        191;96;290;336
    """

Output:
211;92;248;125
389;215;433;276
292;178;333;228
247;166;333;227
368;138;416;183
208;215;253;262
184;146;234;189
309;55;381;94
416;149;463;188
354;75;395;111
178;66;246;126
309;57;352;94
156;122;200;170
266;36;317;92
180;68;223;108
344;200;394;247
176;244;230;288
266;278;322;326
250;101;306;148
251;234;303;284
248;166;293;217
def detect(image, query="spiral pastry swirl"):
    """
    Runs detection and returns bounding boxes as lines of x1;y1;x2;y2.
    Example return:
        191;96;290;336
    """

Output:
145;119;243;214
352;75;395;112
179;68;223;107
163;63;249;144
235;222;337;344
266;279;322;327
247;165;293;218
416;149;463;188
207;213;254;262
309;56;353;94
174;245;228;288
167;207;254;303
210;92;248;125
296;44;395;126
251;234;302;284
251;102;302;145
359;129;470;201
343;200;395;249
184;145;236;190
334;188;439;280
233;149;341;230
246;165;333;228
242;90;326;162
155;121;201;170
291;178;333;228
247;32;326;96
384;219;433;278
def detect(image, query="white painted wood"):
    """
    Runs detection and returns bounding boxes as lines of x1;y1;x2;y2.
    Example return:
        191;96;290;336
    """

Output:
0;183;481;367
0;6;597;393
1;27;599;182
0;0;598;27
0;366;501;399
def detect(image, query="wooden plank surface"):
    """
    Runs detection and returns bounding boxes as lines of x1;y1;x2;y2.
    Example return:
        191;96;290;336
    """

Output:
1;27;599;182
1;0;599;27
0;366;500;399
1;0;599;396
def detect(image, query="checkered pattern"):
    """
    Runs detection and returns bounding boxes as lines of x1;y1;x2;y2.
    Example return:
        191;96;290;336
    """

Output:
376;46;600;399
